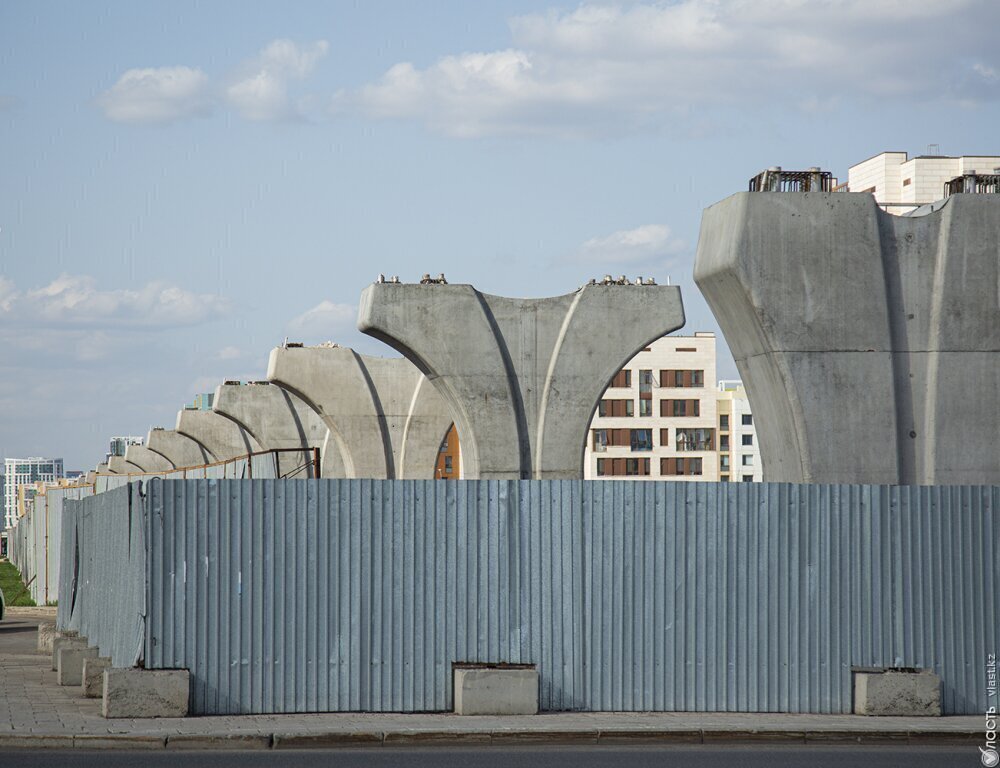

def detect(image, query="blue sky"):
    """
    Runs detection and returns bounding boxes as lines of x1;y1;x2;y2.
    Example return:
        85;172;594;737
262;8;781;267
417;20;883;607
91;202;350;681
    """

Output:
2;0;999;471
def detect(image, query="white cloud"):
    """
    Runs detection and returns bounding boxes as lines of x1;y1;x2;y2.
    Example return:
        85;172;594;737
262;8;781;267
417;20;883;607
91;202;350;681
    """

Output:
343;0;1000;137
577;224;685;267
225;39;329;121
0;274;229;328
98;66;211;124
287;300;356;338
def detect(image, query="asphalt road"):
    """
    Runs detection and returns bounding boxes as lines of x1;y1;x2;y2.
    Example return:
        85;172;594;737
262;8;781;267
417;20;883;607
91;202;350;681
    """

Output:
0;747;976;767
0;616;40;654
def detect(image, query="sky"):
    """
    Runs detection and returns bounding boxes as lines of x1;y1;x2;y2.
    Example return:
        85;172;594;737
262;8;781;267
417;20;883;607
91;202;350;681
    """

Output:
2;0;1000;472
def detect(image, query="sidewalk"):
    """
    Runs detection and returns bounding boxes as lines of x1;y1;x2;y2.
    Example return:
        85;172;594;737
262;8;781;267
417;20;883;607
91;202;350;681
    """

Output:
0;611;982;750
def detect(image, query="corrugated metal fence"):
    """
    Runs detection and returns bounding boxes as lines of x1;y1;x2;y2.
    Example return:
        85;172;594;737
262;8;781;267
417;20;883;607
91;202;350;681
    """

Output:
60;479;998;715
60;484;145;666
8;485;94;604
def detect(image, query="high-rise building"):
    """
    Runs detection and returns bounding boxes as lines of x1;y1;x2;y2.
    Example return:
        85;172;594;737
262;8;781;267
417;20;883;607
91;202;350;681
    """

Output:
847;151;1000;214
3;457;64;529
188;393;215;411
716;380;763;483
107;436;143;460
584;333;720;481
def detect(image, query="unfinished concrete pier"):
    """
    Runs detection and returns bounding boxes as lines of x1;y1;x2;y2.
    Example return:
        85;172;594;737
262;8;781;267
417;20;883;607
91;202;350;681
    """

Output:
267;346;455;479
212;382;328;478
174;409;262;463
358;281;685;479
119;446;172;473
695;192;1000;484
145;428;213;469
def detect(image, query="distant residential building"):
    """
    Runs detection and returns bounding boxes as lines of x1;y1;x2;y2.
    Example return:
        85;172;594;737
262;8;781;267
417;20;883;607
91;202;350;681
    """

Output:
3;457;64;529
107;436;143;461
716;381;763;483
848;151;1000;214
187;393;215;411
585;333;720;481
435;424;461;480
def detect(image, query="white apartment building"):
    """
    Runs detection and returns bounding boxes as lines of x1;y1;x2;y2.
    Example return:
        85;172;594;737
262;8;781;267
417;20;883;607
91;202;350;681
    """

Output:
848;151;1000;214
584;333;719;481
716;380;763;483
3;457;64;529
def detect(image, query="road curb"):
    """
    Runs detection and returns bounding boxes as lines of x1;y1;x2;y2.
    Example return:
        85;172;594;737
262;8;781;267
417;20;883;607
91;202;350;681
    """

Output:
0;728;984;749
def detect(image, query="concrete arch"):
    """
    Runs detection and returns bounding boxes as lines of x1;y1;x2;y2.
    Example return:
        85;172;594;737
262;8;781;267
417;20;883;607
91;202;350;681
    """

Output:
358;281;685;479
121;446;174;473
175;409;262;463
266;345;455;479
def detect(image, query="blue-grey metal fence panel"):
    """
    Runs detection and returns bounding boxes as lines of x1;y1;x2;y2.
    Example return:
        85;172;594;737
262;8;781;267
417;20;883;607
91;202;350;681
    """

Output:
141;478;996;715
61;484;146;666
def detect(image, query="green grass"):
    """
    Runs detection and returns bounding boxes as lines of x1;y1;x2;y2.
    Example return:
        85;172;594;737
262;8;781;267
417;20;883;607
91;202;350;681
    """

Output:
0;559;36;607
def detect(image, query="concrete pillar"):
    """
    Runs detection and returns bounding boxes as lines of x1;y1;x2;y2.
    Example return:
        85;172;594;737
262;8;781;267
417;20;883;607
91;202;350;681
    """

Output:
695;192;1000;484
145;428;214;470
57;645;98;686
454;667;539;715
94;463;111;475
82;657;111;698
213;382;328;478
267;346;455;479
358;281;685;479
121;446;174;473
175;409;263;463
103;669;190;718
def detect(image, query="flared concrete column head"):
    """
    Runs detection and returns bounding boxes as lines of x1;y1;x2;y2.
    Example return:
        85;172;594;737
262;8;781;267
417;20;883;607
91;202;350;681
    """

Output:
175;408;262;462
267;345;455;479
695;191;1000;484
122;445;174;473
146;428;214;469
358;280;684;479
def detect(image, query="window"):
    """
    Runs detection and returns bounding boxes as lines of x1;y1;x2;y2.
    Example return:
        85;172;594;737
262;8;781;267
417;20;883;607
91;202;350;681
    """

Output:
598;458;650;476
610;370;631;388
675;347;697;352
720;456;730;470
742;475;754;482
660;457;703;476
660;399;700;417
639;369;653;392
630;429;653;452
592;430;608;451
903;178;912;186
660;369;704;388
719;414;729;430
675;428;715;451
742;455;754;466
742;434;753;446
720;435;730;451
721;474;729;482
741;414;753;426
444;456;453;472
639;398;653;417
599;399;634;417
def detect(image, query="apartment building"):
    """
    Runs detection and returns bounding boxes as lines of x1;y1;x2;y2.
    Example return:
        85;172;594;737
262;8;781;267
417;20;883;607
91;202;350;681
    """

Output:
584;333;719;481
3;457;64;529
717;380;762;482
848;151;1000;214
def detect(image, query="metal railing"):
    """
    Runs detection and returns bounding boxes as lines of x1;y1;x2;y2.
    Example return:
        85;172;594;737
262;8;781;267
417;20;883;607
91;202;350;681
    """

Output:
749;167;834;192
945;172;1000;197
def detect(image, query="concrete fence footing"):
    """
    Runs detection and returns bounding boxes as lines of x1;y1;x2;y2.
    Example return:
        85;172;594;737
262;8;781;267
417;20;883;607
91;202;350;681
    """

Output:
454;667;539;715
51;636;88;671
102;669;190;718
854;670;942;716
82;657;111;698
36;622;58;653
57;646;99;686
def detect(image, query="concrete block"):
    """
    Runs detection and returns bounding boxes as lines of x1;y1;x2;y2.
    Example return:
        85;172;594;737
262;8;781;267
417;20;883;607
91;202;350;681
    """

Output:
82;657;111;698
51;635;88;670
454;667;538;715
57;645;99;686
102;669;190;718
37;622;57;653
854;670;941;716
